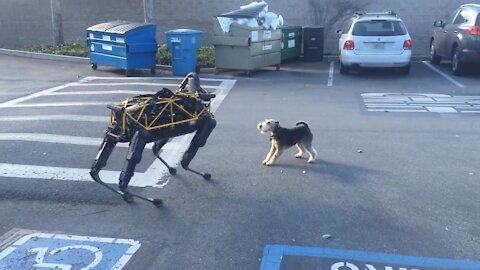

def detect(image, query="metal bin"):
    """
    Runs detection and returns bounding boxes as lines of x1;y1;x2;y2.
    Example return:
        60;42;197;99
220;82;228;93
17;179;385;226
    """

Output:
303;26;324;62
87;21;158;76
280;26;302;62
212;22;281;74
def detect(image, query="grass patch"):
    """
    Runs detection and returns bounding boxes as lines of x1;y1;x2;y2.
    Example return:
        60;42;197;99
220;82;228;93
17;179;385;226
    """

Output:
14;43;89;57
157;44;215;68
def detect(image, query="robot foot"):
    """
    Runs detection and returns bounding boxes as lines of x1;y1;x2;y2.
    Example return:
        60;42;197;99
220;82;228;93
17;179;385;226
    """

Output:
90;172;163;208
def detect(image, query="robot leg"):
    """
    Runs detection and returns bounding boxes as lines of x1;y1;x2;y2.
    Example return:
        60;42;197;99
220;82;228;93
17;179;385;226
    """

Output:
180;116;216;179
117;131;163;207
90;131;117;178
152;139;177;175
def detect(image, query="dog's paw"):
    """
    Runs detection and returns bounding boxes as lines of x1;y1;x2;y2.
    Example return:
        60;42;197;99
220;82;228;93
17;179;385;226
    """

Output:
307;158;315;163
295;153;303;159
265;161;274;166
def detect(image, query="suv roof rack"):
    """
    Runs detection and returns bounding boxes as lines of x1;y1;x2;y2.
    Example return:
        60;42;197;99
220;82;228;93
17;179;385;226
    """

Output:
354;10;398;18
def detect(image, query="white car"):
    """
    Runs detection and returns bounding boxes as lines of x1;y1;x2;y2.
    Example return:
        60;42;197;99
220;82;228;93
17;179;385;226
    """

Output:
337;11;412;75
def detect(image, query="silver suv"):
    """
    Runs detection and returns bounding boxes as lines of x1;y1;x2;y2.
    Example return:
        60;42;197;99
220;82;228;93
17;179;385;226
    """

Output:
430;4;480;75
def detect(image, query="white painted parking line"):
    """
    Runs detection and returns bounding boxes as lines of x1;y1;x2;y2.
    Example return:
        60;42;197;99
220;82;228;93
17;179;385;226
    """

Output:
0;76;237;188
73;82;217;90
0;133;151;149
422;61;466;89
0;164;123;184
0;115;108;122
44;90;157;96
80;76;230;82
362;93;480;114
327;61;334;87
0;82;77;109
1;101;110;108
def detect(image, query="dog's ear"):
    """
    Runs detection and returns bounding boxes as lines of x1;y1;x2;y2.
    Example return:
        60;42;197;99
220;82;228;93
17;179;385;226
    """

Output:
271;120;279;128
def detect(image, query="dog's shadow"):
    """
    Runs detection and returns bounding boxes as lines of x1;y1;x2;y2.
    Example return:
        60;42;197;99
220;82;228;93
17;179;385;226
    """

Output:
274;158;375;184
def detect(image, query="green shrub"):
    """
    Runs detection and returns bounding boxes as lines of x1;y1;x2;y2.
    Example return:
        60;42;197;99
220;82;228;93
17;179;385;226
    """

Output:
197;45;215;68
54;42;89;57
14;42;216;68
156;44;215;68
18;43;89;57
156;44;172;65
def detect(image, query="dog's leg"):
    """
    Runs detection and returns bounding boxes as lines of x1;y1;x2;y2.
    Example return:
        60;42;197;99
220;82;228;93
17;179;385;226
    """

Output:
304;142;317;163
295;143;305;158
265;140;283;166
263;140;276;165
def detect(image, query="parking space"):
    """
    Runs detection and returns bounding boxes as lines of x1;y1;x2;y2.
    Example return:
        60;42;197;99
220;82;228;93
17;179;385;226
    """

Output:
0;76;236;188
0;56;479;270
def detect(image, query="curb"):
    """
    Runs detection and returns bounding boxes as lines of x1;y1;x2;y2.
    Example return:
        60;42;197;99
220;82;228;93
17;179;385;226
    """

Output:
0;48;216;74
0;48;89;63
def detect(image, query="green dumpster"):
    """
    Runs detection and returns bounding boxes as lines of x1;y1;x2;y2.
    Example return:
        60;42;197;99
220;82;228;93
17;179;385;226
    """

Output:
280;26;302;62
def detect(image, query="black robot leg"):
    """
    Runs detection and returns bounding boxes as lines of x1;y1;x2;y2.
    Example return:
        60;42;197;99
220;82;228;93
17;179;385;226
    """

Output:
90;132;130;199
118;131;163;207
152;138;177;175
181;116;216;180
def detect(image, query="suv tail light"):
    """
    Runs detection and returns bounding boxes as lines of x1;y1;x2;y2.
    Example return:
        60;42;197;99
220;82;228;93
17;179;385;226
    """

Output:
403;39;412;50
467;26;480;35
344;40;355;50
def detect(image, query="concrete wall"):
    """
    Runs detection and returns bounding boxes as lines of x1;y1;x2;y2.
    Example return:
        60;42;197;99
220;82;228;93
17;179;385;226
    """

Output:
1;0;479;56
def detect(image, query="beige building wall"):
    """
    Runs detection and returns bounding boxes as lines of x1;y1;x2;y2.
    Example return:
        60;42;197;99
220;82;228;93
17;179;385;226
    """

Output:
1;0;479;56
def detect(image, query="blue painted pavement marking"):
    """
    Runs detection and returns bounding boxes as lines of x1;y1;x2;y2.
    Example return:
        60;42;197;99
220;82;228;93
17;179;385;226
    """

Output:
261;245;480;270
0;233;140;270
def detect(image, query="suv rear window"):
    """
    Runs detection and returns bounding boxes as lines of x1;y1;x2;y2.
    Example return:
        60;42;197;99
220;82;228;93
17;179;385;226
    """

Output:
352;20;407;36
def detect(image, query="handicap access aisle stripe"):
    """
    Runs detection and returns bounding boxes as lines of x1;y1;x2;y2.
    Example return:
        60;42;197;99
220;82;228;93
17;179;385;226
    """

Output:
0;233;140;270
261;245;480;270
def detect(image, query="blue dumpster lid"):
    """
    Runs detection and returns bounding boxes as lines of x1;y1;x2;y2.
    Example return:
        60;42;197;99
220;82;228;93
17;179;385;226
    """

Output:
86;20;130;32
87;21;155;34
166;29;202;35
106;22;155;34
216;3;267;19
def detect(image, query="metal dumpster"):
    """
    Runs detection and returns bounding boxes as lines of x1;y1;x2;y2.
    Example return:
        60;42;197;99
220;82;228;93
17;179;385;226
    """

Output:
280;26;302;62
303;26;324;62
87;21;158;76
212;22;281;74
165;29;202;76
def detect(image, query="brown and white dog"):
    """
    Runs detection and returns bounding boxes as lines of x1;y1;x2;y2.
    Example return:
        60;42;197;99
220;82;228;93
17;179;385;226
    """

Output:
257;119;317;166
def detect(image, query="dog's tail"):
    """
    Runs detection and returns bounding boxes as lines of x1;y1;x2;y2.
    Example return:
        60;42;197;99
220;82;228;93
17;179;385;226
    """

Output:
296;121;309;127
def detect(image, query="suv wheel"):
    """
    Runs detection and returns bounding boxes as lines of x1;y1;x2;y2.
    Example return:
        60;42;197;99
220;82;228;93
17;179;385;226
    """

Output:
429;41;441;64
451;47;465;76
340;61;349;74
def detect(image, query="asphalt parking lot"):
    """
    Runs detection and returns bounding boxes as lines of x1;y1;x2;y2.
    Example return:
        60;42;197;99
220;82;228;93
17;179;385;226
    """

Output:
0;54;479;270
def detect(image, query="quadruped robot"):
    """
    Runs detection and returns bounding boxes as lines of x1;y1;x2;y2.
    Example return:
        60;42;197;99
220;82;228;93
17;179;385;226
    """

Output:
90;73;216;207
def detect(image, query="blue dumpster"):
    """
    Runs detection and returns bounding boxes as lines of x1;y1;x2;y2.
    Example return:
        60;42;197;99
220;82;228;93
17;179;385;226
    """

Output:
87;21;158;76
165;29;202;76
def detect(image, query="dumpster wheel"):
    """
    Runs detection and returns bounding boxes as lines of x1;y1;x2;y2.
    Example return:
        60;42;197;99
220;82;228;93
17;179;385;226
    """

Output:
276;64;280;71
150;67;156;75
91;63;98;70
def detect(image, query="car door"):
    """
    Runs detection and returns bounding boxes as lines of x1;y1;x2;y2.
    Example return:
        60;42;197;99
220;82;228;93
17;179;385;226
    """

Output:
446;8;471;57
436;9;460;57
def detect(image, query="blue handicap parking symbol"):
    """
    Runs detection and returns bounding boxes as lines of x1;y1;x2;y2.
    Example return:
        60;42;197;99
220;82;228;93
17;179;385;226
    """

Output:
261;245;480;270
0;233;140;270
